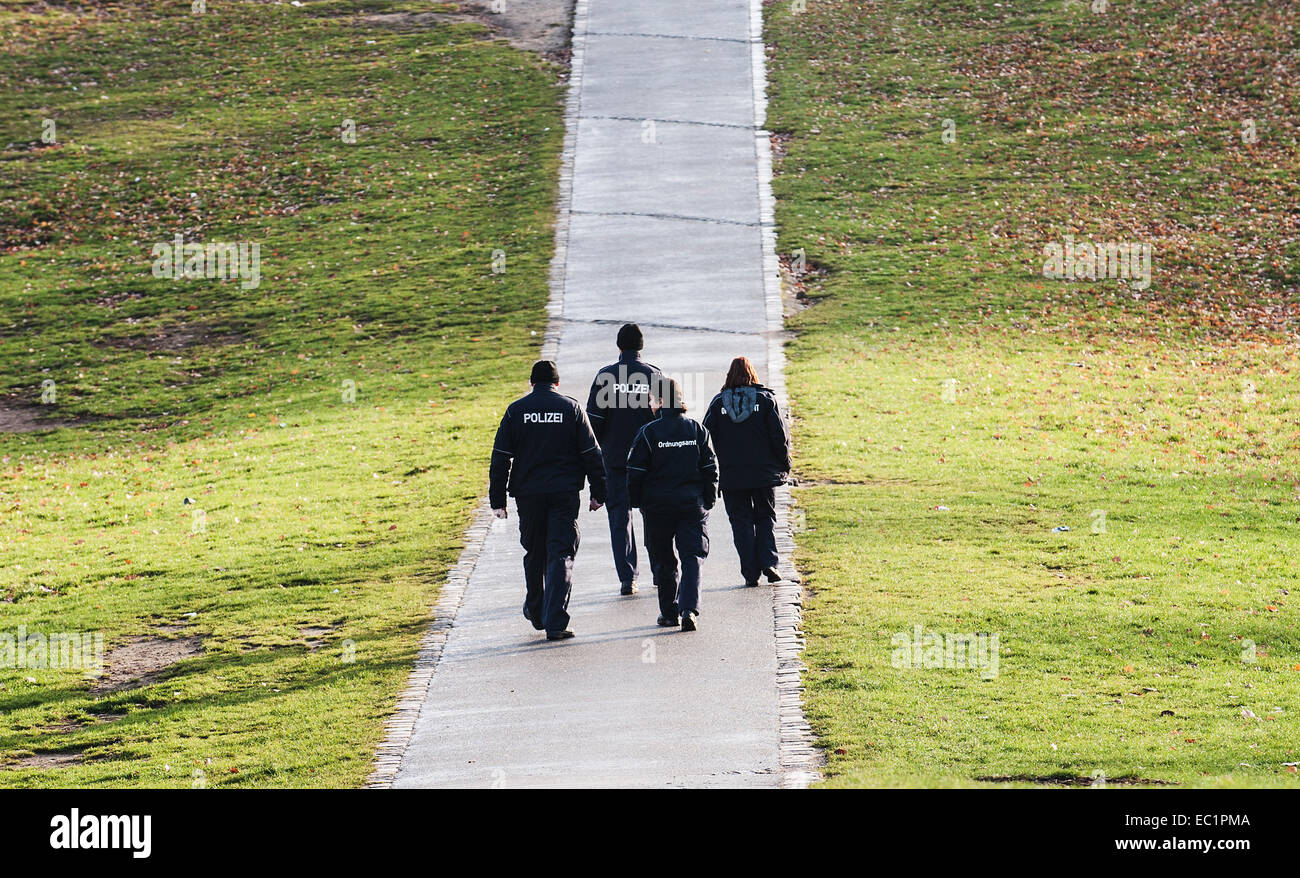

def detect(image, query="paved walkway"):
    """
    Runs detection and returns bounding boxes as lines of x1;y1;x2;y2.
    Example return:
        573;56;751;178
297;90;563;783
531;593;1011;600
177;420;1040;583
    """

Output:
381;0;813;788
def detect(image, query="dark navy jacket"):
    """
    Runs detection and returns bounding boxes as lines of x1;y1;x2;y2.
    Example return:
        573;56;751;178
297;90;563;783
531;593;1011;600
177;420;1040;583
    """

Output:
585;352;665;473
701;384;791;491
489;385;607;509
626;408;718;513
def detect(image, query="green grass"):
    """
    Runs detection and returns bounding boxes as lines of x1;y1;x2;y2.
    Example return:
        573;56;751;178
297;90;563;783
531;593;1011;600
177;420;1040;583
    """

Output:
766;0;1300;787
0;0;563;786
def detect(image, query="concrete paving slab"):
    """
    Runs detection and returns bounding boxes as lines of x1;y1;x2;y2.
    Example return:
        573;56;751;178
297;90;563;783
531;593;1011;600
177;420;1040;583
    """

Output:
571;117;761;224
560;214;768;336
579;34;755;127
585;0;753;42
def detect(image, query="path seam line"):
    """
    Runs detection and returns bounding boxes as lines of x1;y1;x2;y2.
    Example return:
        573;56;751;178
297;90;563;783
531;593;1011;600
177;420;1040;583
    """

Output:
569;208;771;228
580;113;757;131
585;30;757;44
558;316;765;337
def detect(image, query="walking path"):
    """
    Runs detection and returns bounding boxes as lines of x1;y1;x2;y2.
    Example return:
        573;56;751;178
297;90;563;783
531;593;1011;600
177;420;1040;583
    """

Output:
373;0;817;788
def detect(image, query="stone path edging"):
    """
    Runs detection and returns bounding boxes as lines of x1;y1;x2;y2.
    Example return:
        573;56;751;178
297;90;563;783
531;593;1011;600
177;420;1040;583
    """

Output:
747;0;821;789
366;500;493;788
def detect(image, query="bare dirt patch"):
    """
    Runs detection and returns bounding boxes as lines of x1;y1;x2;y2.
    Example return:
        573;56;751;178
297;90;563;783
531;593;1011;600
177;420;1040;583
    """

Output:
40;711;121;733
793;477;913;487
779;251;828;318
5;750;89;769
93;291;145;309
0;397;93;433
769;130;791;161
299;623;343;650
94;322;248;353
976;774;1178;787
92;635;204;694
359;0;574;62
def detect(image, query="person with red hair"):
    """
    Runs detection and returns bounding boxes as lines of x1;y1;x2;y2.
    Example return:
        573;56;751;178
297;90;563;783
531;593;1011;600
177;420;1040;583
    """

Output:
702;356;792;587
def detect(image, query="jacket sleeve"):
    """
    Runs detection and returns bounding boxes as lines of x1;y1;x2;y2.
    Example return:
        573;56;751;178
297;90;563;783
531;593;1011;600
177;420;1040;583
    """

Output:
625;428;651;509
488;409;514;509
701;396;717;433
585;370;609;443
697;423;718;508
575;405;607;504
767;395;792;476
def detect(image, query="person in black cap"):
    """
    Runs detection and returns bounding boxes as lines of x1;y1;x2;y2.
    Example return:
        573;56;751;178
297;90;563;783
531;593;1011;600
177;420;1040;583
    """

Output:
702;356;792;587
490;360;607;641
626;378;717;631
585;323;665;596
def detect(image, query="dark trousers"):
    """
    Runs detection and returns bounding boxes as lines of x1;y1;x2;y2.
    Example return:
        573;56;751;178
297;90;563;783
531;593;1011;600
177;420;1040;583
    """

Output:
604;466;638;584
722;486;777;583
515;491;581;633
642;505;709;617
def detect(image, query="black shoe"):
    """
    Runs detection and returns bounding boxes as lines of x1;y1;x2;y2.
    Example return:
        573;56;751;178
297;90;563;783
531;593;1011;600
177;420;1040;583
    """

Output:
546;629;575;641
744;579;759;588
657;614;679;627
620;581;637;596
763;567;782;583
681;612;697;632
523;602;544;631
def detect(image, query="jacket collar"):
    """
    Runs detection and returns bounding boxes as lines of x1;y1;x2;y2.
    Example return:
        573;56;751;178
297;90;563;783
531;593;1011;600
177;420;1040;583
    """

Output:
617;350;643;365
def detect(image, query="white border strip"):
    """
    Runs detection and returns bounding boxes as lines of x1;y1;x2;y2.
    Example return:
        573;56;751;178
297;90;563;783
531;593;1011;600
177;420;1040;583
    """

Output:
543;0;591;363
750;0;822;789
366;0;592;789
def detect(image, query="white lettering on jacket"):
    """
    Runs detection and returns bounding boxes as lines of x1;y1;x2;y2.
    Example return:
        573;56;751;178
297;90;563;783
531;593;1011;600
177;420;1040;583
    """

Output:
524;412;564;424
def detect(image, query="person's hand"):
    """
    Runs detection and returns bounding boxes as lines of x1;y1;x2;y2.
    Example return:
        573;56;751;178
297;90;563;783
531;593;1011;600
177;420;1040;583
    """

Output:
493;508;508;519
589;499;603;512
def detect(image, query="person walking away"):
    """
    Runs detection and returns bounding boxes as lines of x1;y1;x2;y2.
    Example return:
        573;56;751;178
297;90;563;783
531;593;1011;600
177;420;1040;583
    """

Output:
490;360;607;641
585;323;665;596
702;356;792;588
626;379;717;632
